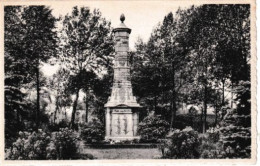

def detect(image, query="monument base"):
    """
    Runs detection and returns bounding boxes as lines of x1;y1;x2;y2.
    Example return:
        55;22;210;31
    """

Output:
105;136;140;141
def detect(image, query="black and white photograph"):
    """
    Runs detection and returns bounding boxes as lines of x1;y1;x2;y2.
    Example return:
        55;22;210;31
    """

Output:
1;0;256;164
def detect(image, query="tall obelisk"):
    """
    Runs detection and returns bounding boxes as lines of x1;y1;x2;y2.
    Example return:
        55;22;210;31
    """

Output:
105;14;141;141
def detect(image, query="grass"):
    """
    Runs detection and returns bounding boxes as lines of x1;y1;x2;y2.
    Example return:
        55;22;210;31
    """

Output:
81;148;162;159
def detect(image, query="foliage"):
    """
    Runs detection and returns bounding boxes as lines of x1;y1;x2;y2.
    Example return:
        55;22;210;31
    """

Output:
5;130;51;160
91;64;114;122
80;118;105;143
199;128;226;159
47;120;70;132
206;127;220;143
218;108;251;158
160;127;200;159
200;101;251;159
199;135;225;158
170;114;215;133
138;115;170;143
4;6;31;144
5;128;80;160
215;80;251;158
47;128;79;159
173;114;200;131
47;68;72;123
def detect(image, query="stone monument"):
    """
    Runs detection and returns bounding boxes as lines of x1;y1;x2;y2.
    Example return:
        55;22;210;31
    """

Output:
104;14;141;141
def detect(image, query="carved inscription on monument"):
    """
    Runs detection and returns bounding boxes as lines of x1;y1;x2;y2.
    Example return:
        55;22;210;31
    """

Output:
112;109;132;113
123;115;129;134
111;109;133;137
112;113;132;137
116;116;121;135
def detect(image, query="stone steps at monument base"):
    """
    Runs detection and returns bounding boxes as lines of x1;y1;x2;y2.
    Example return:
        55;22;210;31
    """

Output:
84;143;160;149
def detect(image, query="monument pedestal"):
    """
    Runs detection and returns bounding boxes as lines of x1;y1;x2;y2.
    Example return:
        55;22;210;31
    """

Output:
104;14;141;141
105;108;140;141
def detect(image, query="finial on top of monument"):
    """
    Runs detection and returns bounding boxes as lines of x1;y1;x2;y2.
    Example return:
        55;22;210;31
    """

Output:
120;14;125;23
113;13;131;34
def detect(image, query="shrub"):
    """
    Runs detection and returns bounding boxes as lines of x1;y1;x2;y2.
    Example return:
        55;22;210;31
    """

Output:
5;128;81;160
160;127;200;159
199;137;225;158
215;81;251;158
47;128;79;159
199;118;251;159
80;118;105;143
218;108;251;158
138;114;170;143
199;128;226;159
207;127;220;143
199;108;251;159
5;129;51;160
5;120;25;149
173;114;216;132
48;120;69;132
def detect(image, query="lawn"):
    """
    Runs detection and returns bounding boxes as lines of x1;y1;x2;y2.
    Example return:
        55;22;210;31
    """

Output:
82;148;162;159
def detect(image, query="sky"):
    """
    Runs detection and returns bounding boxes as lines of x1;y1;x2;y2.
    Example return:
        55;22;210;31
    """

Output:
50;1;191;50
42;1;192;76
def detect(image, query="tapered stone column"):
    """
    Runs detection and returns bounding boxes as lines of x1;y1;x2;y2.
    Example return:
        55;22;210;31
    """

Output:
104;14;141;141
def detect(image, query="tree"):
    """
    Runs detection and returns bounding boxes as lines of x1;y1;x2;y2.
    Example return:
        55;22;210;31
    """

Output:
60;6;114;128
216;5;250;155
132;35;163;114
185;7;220;133
20;6;58;129
81;70;96;123
218;80;251;158
213;5;250;109
132;12;192;126
186;5;250;132
159;12;192;128
5;5;58;132
47;67;72;123
91;61;114;123
133;5;250;135
5;6;29;140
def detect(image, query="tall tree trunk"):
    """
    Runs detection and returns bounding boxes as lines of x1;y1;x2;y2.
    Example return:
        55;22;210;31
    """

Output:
215;105;218;126
170;64;176;129
65;110;67;120
54;97;59;124
85;94;89;123
36;66;40;129
202;82;207;133
154;95;157;113
231;82;233;109
222;78;225;106
71;88;80;129
16;109;20;123
54;109;57;124
200;109;203;132
170;100;173;128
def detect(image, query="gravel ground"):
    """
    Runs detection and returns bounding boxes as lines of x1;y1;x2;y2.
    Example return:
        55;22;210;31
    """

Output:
81;148;162;159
